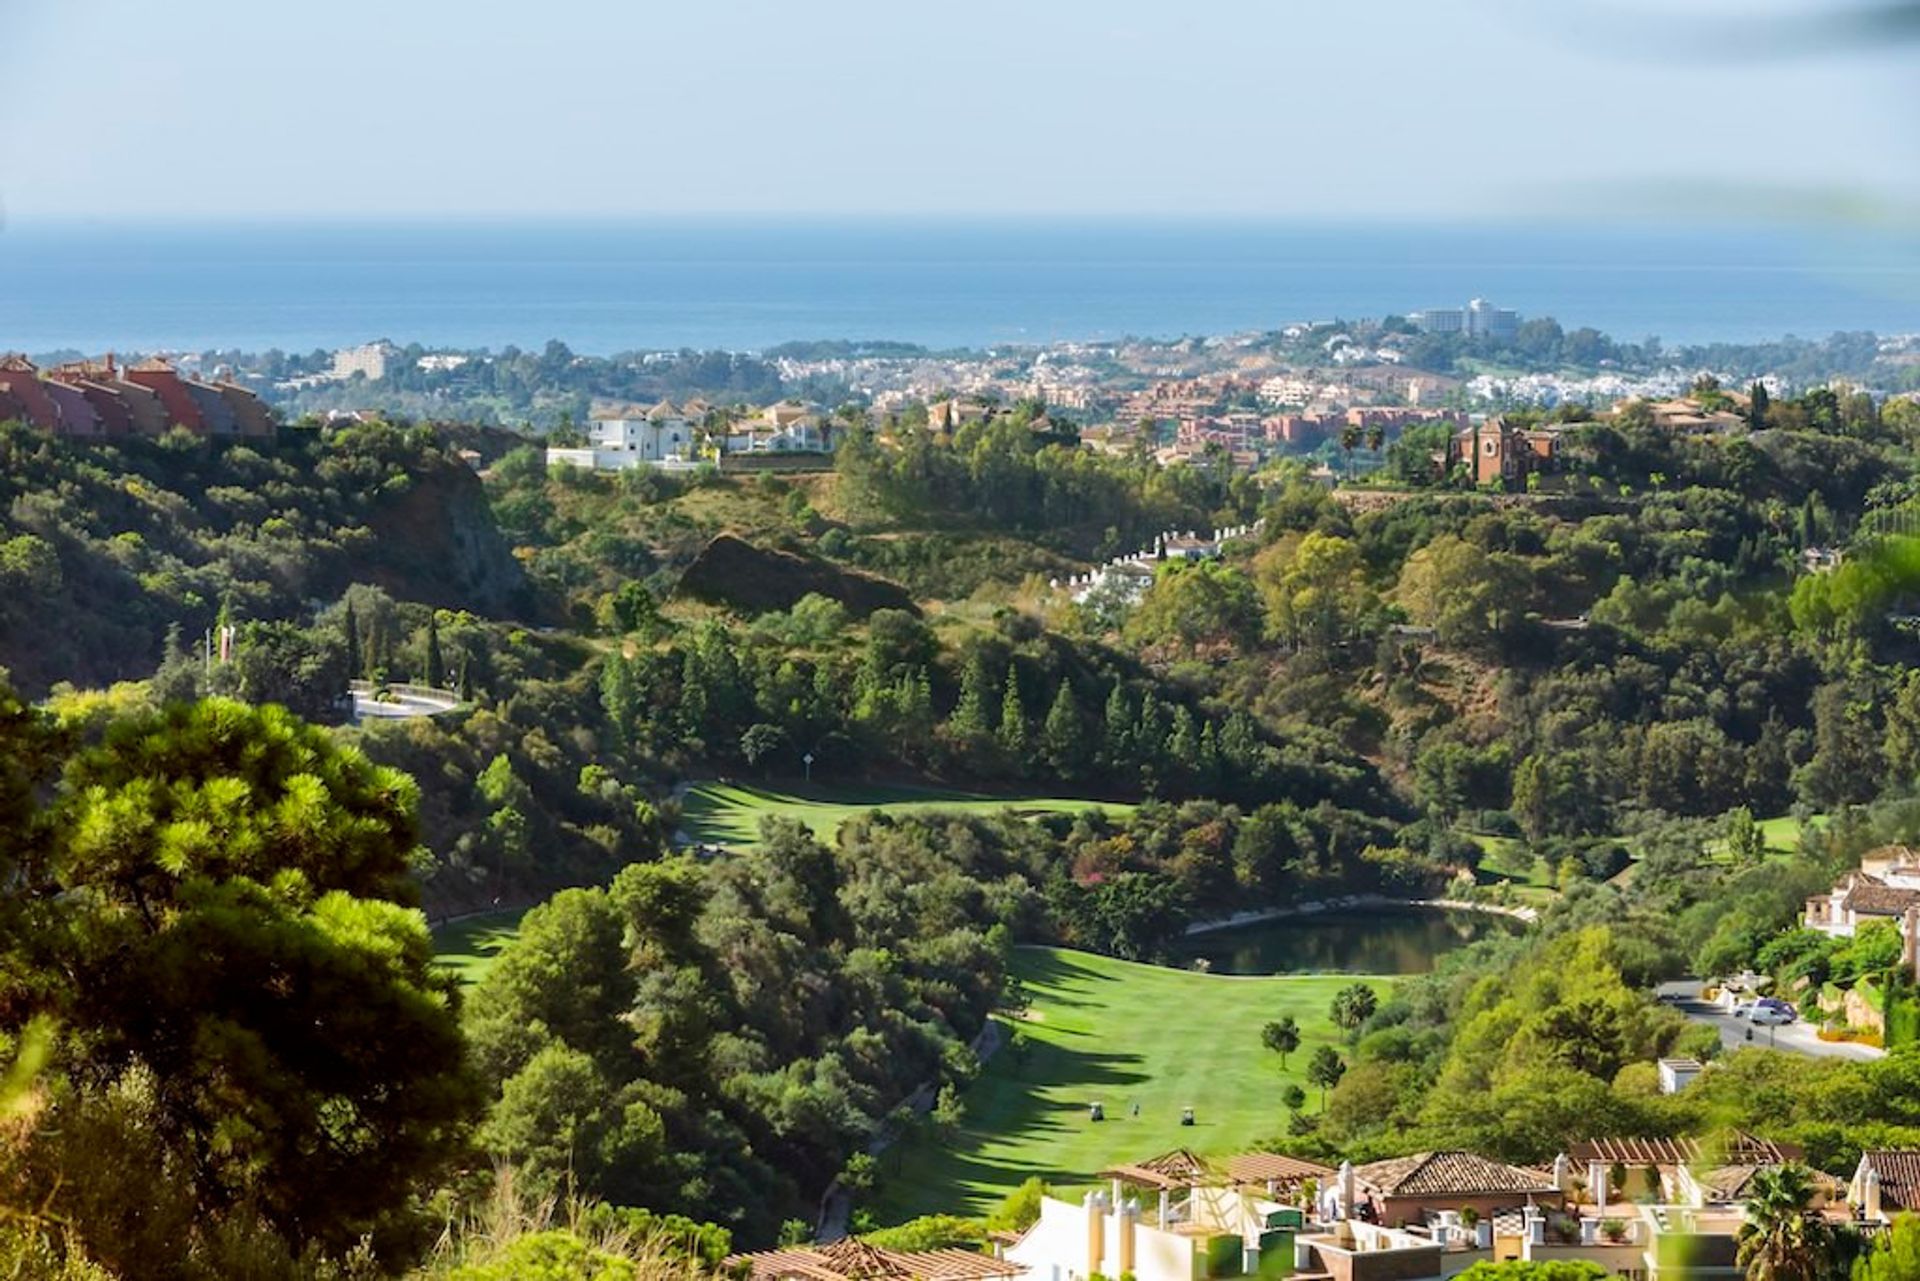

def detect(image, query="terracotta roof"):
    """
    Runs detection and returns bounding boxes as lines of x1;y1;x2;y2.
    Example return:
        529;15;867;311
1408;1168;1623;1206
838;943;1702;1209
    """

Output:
1568;1132;1796;1167
1862;1152;1920;1211
729;1242;1020;1281
1355;1151;1560;1198
1225;1152;1338;1188
1842;875;1920;916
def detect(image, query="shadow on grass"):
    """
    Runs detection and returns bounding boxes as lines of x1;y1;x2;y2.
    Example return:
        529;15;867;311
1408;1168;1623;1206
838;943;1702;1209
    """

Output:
879;1038;1153;1212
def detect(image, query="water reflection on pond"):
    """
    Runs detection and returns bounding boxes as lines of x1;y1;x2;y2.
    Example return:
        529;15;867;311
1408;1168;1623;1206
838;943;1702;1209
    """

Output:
1174;909;1519;975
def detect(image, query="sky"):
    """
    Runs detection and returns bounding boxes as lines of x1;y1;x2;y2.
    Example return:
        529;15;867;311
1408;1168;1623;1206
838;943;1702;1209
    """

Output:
0;0;1914;223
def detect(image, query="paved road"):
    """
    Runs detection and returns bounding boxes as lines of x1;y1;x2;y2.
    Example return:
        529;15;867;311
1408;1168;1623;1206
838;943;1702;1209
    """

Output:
1655;980;1884;1061
350;689;459;721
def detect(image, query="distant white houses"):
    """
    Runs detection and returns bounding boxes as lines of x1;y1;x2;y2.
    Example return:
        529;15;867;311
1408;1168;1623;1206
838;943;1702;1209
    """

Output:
546;401;699;471
724;402;830;454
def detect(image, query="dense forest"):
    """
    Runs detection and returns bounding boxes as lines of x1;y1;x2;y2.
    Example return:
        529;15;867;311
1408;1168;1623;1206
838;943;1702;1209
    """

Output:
10;377;1920;1276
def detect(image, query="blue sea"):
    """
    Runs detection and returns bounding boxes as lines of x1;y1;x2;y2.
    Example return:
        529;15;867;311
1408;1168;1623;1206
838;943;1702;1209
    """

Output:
1;218;1917;355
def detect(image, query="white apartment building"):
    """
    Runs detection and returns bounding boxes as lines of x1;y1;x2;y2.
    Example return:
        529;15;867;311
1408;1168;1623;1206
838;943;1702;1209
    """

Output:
330;341;396;382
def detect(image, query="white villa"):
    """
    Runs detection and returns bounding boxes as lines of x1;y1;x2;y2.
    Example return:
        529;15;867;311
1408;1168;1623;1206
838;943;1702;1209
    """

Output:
1803;846;1920;938
546;401;698;471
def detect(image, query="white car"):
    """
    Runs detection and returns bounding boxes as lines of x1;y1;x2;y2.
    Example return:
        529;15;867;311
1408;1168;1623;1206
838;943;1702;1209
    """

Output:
1747;1001;1796;1026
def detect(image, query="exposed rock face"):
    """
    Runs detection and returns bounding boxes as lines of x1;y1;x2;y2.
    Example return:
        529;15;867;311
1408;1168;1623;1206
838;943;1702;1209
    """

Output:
358;461;535;617
674;534;917;619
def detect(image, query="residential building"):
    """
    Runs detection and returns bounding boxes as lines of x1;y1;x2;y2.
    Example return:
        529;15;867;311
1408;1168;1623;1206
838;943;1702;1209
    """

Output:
217;382;277;437
1804;854;1920;938
1004;1150;1309;1281
1564;1133;1798;1209
184;379;240;436
1440;418;1558;488
1850;1151;1920;1224
126;359;206;434
1351;1151;1564;1226
0;355;64;432
546;401;698;471
42;379;102;437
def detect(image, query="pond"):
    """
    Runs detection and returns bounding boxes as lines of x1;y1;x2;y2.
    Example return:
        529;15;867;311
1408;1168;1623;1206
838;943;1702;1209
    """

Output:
1173;908;1520;976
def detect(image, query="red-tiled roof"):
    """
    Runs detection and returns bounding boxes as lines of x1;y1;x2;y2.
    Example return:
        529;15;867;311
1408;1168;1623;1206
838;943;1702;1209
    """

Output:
1355;1151;1559;1198
1863;1152;1920;1211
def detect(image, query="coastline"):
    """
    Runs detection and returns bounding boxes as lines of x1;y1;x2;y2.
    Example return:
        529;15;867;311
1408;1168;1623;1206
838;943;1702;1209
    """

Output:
1184;894;1538;937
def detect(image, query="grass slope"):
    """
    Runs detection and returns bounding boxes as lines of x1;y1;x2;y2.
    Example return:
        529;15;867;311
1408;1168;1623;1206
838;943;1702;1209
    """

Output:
875;946;1388;1223
681;781;1133;848
431;907;530;986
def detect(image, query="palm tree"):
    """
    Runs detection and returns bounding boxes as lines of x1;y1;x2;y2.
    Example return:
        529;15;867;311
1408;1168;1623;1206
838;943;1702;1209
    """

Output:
1365;423;1386;454
1735;1164;1851;1281
1339;423;1362;479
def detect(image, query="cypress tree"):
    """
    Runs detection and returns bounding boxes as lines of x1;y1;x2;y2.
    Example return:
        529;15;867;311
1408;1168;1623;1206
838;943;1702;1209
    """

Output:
600;652;637;747
424;613;445;689
343;601;362;683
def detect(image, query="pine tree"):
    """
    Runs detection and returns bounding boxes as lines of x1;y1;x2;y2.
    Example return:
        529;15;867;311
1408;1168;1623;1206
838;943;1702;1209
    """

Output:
1749;380;1770;430
343;601;362;681
1196;720;1222;791
1168;705;1200;767
997;667;1028;762
1043;681;1085;777
424;613;445;689
949;650;995;739
1137;695;1170;761
458;655;475;703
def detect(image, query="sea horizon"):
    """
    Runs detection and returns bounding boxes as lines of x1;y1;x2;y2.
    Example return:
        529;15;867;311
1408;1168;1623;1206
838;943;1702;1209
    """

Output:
3;215;1917;357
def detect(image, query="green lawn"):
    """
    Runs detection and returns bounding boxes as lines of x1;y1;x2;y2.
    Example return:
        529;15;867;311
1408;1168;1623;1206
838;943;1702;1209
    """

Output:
680;781;1133;848
431;907;530;986
873;946;1389;1224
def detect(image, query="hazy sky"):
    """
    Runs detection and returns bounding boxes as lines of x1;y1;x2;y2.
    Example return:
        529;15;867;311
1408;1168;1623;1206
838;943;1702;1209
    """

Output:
1;0;1913;222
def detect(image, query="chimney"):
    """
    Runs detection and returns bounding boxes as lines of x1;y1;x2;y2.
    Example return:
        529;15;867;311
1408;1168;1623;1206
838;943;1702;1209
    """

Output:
1338;1161;1356;1218
1117;1199;1138;1277
1866;1167;1884;1222
1553;1153;1572;1198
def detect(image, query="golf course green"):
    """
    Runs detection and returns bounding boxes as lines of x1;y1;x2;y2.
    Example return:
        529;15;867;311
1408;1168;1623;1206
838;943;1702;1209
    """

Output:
873;945;1389;1223
680;780;1132;848
431;907;530;986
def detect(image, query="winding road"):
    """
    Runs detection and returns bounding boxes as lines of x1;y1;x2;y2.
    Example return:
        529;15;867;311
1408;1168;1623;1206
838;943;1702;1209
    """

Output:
1654;980;1884;1061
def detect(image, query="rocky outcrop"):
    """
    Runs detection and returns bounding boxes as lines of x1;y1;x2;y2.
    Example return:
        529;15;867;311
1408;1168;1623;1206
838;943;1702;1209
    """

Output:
674;534;917;619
